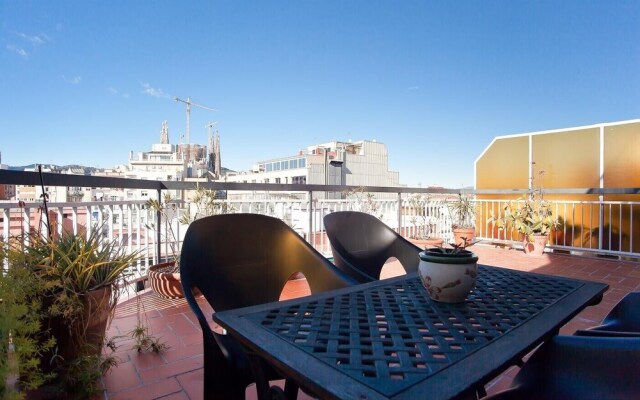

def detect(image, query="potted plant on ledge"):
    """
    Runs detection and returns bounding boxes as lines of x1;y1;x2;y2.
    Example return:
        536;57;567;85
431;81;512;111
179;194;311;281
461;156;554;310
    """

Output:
489;169;559;256
447;193;477;246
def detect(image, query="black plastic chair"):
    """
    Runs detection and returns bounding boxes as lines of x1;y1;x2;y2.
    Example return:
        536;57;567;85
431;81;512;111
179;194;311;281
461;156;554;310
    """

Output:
575;292;640;337
485;335;640;400
323;211;422;283
180;213;358;399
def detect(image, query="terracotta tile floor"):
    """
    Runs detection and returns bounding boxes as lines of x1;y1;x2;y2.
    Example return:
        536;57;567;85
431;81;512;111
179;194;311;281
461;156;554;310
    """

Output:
101;244;640;399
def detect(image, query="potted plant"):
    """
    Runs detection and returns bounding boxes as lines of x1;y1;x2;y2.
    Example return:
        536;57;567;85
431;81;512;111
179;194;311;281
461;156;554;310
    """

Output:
0;228;138;398
407;194;444;248
447;193;477;246
418;239;478;303
489;169;559;256
146;186;234;299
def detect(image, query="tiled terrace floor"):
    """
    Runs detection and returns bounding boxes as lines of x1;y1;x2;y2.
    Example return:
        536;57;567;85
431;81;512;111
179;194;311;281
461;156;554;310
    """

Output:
101;244;640;400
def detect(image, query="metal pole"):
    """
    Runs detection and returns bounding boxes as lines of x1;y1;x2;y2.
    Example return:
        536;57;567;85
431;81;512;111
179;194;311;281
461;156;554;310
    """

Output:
322;147;330;186
156;188;162;263
598;125;604;251
308;191;313;246
397;192;402;233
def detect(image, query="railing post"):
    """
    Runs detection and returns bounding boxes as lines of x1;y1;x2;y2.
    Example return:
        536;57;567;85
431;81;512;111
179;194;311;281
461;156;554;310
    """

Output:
397;192;402;233
308;191;313;246
156;188;162;264
71;207;78;236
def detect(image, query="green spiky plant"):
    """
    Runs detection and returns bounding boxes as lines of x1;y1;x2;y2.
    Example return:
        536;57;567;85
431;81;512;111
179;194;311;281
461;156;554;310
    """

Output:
447;193;477;230
0;227;139;399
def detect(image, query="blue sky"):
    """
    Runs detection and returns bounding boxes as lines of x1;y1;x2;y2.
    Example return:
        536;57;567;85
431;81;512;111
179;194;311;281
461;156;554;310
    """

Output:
1;1;639;187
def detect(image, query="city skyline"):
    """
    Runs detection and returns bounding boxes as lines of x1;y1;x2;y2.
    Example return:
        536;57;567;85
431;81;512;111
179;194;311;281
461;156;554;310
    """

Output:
2;1;639;187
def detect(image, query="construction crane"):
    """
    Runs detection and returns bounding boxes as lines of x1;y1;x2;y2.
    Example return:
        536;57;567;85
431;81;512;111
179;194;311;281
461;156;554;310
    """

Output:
174;97;216;145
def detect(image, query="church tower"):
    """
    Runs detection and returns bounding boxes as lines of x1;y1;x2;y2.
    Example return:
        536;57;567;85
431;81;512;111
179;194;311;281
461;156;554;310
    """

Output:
160;120;169;144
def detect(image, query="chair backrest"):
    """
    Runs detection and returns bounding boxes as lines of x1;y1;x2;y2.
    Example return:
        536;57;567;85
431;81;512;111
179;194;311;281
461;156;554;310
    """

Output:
576;292;640;337
510;335;640;399
180;213;356;320
599;292;640;332
323;211;422;282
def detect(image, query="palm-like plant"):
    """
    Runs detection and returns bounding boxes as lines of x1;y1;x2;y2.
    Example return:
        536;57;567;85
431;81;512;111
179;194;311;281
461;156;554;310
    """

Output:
447;194;476;229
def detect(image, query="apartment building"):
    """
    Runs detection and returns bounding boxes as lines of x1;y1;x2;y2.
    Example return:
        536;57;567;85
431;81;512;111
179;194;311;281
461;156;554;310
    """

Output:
0;160;15;200
224;139;400;199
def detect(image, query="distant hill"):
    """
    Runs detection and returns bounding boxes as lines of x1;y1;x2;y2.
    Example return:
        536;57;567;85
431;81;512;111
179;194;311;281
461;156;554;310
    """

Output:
8;164;234;177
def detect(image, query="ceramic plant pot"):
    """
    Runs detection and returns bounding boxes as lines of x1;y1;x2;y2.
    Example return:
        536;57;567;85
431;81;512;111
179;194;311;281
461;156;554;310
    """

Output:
42;286;113;374
148;261;184;299
523;234;548;256
418;248;478;303
452;227;476;247
409;237;445;249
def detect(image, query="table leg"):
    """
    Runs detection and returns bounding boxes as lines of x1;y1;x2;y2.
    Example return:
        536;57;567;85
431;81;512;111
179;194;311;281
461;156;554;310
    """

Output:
247;354;299;400
284;379;299;400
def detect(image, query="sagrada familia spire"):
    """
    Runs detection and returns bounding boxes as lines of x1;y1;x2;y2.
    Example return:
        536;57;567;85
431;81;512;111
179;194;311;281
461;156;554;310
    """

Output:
160;120;169;144
207;128;221;179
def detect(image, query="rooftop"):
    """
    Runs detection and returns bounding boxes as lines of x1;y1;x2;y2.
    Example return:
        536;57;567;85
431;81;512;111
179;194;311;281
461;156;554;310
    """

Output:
100;244;640;400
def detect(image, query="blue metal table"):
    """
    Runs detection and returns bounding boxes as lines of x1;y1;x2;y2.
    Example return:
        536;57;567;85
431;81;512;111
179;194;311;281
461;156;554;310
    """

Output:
213;265;607;400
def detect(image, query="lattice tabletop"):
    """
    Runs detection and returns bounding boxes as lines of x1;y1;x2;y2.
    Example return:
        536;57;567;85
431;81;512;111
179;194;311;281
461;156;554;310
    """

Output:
246;266;581;397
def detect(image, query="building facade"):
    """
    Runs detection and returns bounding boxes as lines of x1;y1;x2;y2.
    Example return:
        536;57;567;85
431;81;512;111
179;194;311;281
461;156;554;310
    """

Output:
0;158;15;200
224;140;400;198
126;120;221;199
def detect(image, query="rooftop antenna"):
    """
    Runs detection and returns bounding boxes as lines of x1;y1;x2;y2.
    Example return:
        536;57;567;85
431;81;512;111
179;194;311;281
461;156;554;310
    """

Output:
174;97;217;145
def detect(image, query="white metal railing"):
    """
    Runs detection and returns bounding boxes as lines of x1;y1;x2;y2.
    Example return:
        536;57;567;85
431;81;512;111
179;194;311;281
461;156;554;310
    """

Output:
1;170;639;273
4;194;639;266
475;198;638;257
0;200;156;275
0;196;458;273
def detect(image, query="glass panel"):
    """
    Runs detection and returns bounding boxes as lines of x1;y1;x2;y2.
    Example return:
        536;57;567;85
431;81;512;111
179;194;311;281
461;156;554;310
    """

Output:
476;136;528;190
533;128;600;189
534;128;600;247
604;122;640;252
